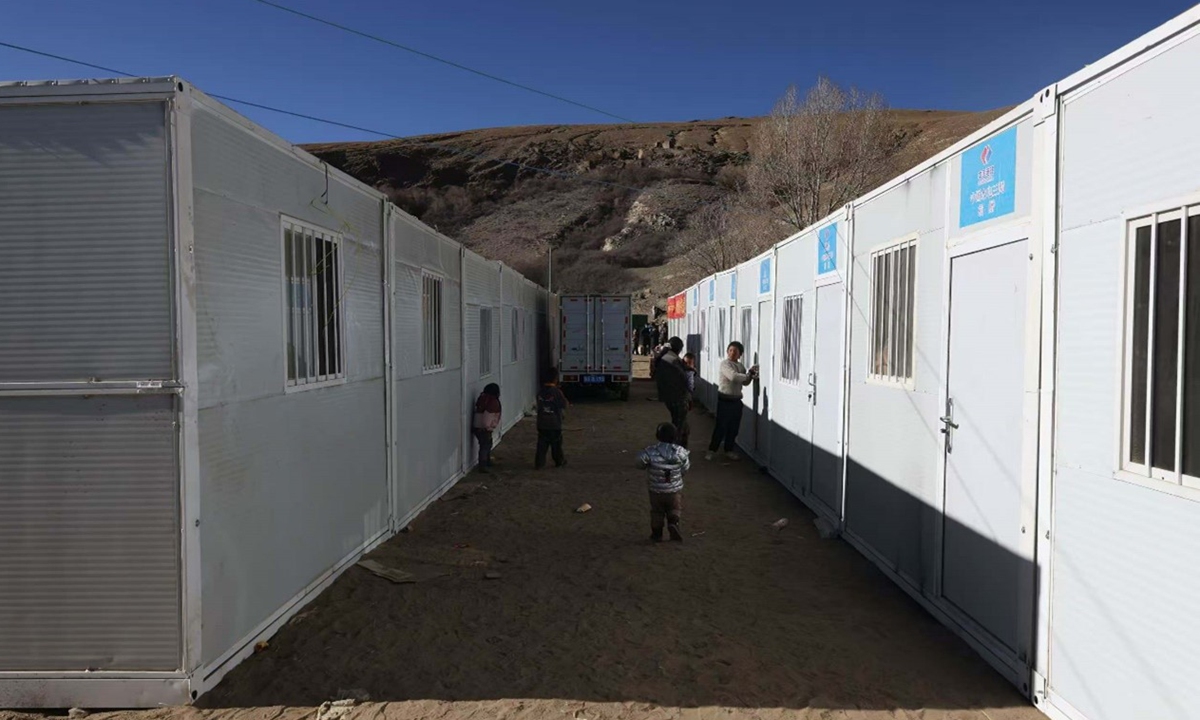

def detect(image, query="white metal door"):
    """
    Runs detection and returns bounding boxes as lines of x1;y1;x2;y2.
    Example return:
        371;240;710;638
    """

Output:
755;300;774;463
941;239;1029;656
790;291;816;496
560;296;590;373
738;306;755;445
810;284;844;516
597;297;630;374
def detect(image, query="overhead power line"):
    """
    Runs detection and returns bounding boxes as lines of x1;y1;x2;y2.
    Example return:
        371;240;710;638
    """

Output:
250;0;637;124
0;40;648;195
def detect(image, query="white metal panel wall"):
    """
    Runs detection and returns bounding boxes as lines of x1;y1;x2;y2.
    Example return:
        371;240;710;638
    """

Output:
197;380;386;665
191;104;385;407
843;166;947;590
771;231;817;492
701;272;736;412
1051;30;1200;720
0;395;181;671
191;102;388;667
0;102;174;382
0;101;182;673
390;211;466;520
734;260;759;443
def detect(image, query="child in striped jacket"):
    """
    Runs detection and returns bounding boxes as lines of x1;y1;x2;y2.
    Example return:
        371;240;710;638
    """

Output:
636;423;691;543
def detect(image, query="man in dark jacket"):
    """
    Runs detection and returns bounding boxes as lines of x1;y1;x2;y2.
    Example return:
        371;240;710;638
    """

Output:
654;337;691;448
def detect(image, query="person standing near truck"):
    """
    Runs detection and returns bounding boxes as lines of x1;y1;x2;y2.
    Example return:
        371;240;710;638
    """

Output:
535;368;569;469
654;337;691;449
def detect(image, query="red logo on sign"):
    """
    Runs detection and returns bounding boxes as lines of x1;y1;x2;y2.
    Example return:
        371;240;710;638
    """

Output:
980;145;993;165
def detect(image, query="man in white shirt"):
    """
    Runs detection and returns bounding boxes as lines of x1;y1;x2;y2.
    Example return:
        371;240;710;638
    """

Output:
706;341;758;461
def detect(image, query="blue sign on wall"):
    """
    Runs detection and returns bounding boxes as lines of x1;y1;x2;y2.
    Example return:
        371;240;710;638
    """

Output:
731;273;737;299
817;223;838;275
709;279;715;302
960;126;1017;228
759;258;772;294
692;286;699;306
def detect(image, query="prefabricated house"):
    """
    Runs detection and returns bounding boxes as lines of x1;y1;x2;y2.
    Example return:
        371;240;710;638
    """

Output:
682;7;1200;720
0;77;552;708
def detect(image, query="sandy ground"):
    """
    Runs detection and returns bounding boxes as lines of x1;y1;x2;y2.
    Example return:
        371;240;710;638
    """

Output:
3;359;1045;720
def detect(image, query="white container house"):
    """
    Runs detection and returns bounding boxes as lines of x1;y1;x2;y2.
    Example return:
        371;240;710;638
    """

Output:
0;77;551;708
677;7;1200;720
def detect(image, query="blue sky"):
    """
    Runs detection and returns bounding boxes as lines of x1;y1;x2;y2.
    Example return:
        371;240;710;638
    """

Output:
1;0;1193;143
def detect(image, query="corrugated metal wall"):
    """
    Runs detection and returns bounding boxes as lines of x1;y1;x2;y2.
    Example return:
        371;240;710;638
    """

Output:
0;103;174;383
0;395;180;671
844;166;947;591
391;214;465;516
0;102;181;672
191;102;388;668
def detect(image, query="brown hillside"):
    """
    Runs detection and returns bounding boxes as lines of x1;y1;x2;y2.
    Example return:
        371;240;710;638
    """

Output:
305;108;1006;314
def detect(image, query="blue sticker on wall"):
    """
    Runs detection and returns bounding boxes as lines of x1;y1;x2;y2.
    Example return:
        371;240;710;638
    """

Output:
818;224;838;275
960;127;1017;228
731;273;738;299
709;280;715;302
692;286;699;306
759;257;772;294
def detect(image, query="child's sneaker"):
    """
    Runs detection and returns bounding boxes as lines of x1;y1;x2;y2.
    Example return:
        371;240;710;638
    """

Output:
668;525;684;542
650;530;664;543
704;452;714;461
725;451;741;461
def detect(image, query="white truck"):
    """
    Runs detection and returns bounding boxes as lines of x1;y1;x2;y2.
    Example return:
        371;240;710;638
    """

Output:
557;293;633;400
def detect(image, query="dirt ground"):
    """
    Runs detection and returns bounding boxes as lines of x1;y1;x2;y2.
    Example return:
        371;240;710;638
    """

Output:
3;359;1045;720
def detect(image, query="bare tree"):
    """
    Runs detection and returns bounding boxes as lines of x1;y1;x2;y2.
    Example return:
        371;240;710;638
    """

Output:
682;195;783;277
749;78;891;230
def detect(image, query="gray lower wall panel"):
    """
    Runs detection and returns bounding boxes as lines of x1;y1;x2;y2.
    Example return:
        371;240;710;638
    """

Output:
199;379;387;666
1050;466;1200;720
395;368;465;513
0;395;181;671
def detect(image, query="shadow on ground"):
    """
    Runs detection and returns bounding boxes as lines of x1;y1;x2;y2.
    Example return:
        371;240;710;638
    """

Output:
196;378;1039;719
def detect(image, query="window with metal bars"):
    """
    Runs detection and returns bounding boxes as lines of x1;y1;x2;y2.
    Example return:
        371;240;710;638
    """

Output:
283;219;345;389
1123;207;1200;488
718;308;727;358
511;307;520;363
869;238;917;385
780;295;803;383
740;307;752;352
480;307;494;377
422;273;444;371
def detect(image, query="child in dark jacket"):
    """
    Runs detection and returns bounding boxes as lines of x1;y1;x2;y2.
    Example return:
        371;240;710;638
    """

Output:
472;383;502;473
535;369;569;469
637;422;691;542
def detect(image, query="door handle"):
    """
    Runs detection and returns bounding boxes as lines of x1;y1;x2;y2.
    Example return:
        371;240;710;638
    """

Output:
940;398;957;452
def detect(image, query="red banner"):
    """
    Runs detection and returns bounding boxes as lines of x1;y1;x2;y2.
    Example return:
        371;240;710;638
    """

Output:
667;292;687;319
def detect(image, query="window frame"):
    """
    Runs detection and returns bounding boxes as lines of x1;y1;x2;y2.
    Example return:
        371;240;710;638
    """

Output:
510;306;521;364
1117;200;1200;494
739;306;753;356
480;305;495;378
866;235;919;390
717;307;727;362
421;271;446;374
281;216;347;393
780;294;804;385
